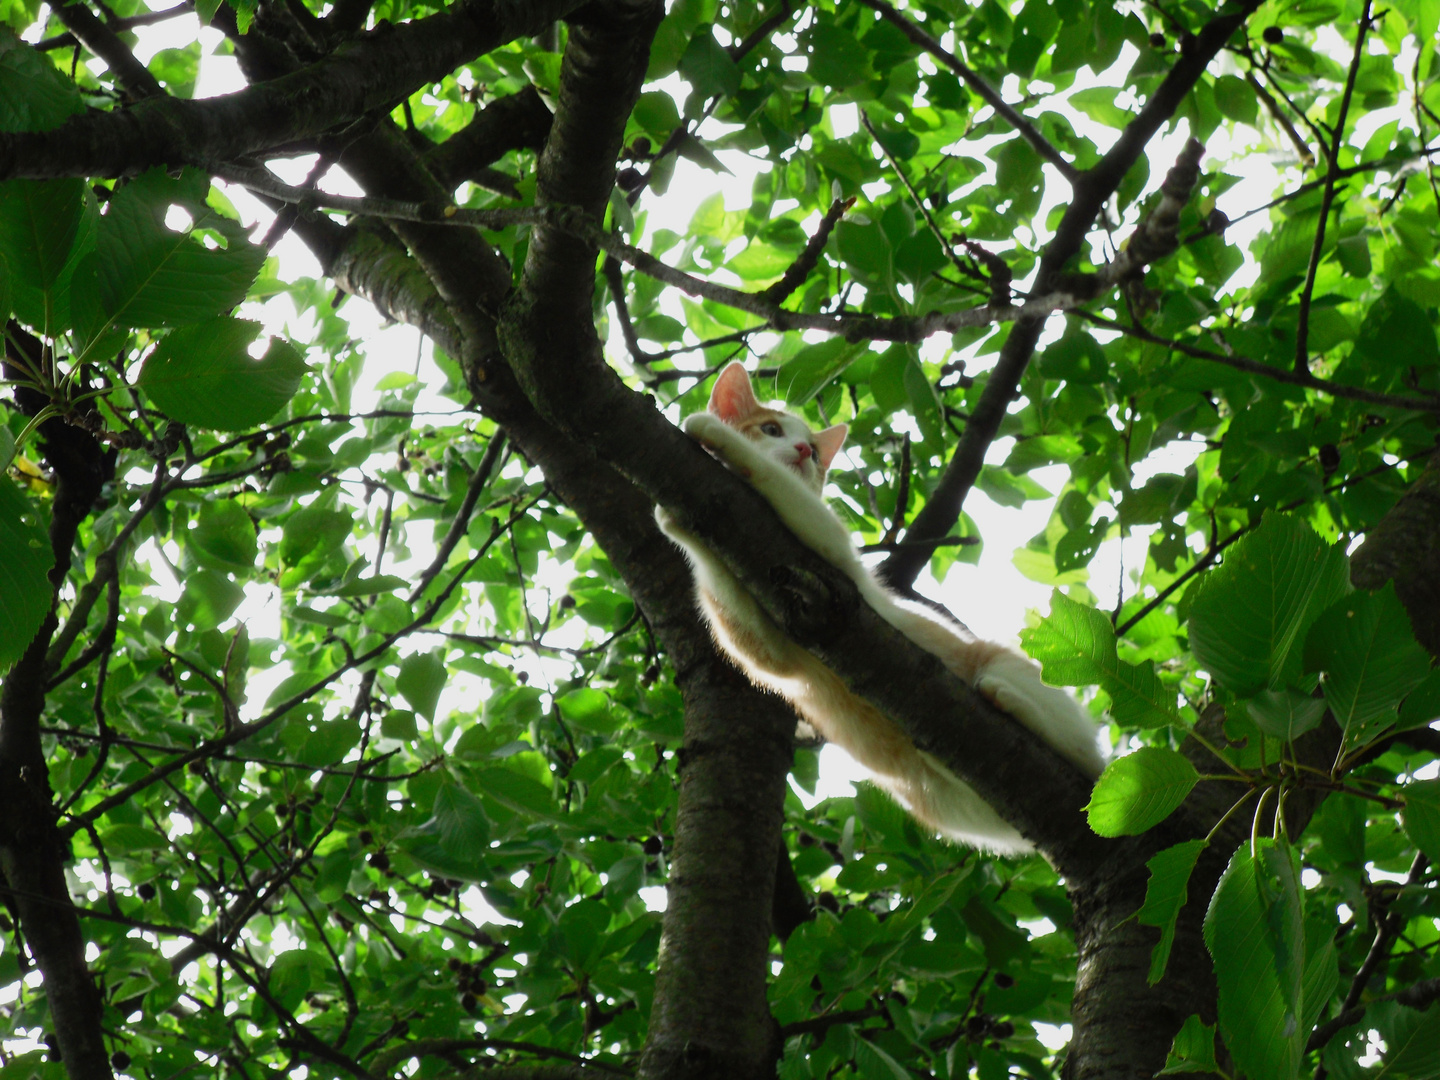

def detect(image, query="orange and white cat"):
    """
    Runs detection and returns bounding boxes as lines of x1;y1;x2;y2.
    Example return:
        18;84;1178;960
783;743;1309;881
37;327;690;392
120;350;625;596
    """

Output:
656;362;1104;853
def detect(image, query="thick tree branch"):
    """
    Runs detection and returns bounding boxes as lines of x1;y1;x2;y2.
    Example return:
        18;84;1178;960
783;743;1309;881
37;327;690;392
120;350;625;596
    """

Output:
53;0;164;99
424;85;553;192
0;0;584;180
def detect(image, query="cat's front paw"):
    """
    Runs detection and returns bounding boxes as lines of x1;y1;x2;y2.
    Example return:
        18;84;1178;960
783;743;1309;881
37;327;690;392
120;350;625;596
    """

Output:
681;411;728;449
682;413;752;477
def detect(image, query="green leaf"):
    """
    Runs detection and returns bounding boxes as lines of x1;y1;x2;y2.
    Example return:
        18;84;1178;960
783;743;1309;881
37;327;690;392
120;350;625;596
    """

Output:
138;317;307;430
1378;1001;1440;1077
381;709;418;739
0;28;85;132
1203;840;1305;1080
678;25;740;99
1400;669;1440;730
396;651;446;720
268;951;312;1012
1235;687;1328;742
0;477;53;672
432;782;491;861
1403;780;1440;865
1213;74;1258;124
299;717;361;766
1020;591;1179;728
329;574;408;597
1137;839;1207;984
777;338;865;405
0;177;84;331
1304;583;1432;750
1158;1014;1220;1074
1188;511;1350;696
278;503;351;586
96;168;265;330
475;765;556;819
1085;747;1199;836
189;499;258;573
805;20;871;88
177;569;244;631
1353;287;1440;370
1069;86;1132;127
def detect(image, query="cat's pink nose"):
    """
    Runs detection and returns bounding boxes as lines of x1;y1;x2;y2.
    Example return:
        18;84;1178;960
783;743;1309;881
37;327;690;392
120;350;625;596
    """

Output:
793;442;812;461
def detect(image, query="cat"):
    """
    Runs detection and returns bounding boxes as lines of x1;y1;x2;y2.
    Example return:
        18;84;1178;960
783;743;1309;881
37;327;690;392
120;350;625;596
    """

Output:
655;362;1105;854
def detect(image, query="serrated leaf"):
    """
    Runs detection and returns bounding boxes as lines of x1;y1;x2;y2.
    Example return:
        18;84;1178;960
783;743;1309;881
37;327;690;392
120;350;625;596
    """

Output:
1159;1014;1220;1074
1085;747;1199;836
0;177;84;332
1236;687;1328;742
1304;583;1431;751
0;30;85;133
1189;512;1350;696
139;317;306;430
97;168;265;330
1137;839;1207;984
1020;591;1179;728
1204;840;1305;1080
677;25;740;99
777;338;864;405
1403;780;1440;865
0;477;53;671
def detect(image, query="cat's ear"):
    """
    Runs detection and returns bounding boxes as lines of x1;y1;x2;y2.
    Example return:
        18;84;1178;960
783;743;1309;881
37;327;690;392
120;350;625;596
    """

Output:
708;362;762;424
815;424;848;472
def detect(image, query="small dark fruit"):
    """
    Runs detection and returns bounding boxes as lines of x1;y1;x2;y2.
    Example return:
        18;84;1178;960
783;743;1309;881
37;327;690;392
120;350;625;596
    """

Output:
516;671;529;684
448;957;462;971
1149;32;1166;47
137;883;156;900
358;830;374;845
559;594;576;609
993;1020;1016;1039
642;836;664;855
966;1014;989;1035
1263;25;1284;43
461;993;477;1012
111;1051;131;1069
993;972;1015;988
632;136;652;157
1320;443;1341;474
617;167;644;192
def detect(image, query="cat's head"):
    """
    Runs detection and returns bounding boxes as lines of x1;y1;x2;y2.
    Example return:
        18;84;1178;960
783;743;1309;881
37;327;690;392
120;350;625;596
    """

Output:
707;362;847;493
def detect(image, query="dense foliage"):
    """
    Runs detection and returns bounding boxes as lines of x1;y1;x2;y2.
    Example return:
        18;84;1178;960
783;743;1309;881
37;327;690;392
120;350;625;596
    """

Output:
0;0;1438;1078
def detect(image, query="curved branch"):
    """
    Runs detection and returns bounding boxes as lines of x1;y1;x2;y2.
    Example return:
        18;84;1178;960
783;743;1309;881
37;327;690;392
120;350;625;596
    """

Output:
0;0;584;181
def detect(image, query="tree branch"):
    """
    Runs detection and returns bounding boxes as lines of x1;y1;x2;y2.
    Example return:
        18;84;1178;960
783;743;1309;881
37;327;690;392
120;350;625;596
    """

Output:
0;0;585;181
876;0;1276;590
1295;0;1373;375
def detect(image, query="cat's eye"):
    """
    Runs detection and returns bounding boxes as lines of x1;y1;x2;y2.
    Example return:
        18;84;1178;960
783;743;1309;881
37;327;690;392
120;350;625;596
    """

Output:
760;422;784;437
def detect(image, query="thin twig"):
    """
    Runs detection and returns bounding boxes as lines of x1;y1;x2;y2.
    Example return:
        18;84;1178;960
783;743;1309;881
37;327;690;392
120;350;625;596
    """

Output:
1295;0;1373;375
